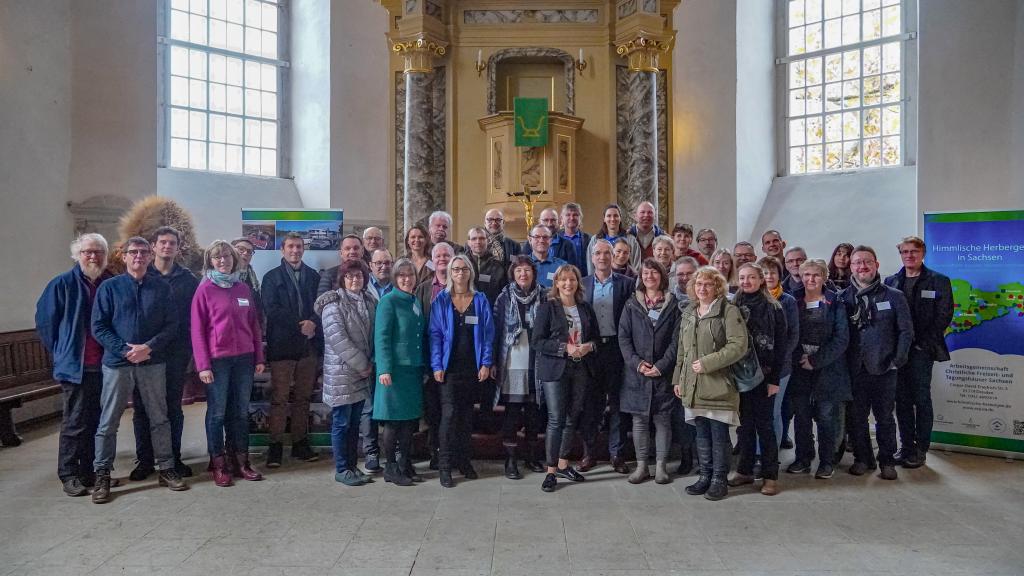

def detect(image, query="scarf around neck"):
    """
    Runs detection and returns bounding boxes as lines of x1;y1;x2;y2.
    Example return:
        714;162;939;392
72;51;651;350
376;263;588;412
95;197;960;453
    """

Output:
849;274;882;330
768;284;783;301
206;269;240;289
502;282;541;349
486;232;505;262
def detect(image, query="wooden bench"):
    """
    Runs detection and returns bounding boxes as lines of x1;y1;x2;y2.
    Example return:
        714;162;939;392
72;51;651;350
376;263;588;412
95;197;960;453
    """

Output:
0;330;61;447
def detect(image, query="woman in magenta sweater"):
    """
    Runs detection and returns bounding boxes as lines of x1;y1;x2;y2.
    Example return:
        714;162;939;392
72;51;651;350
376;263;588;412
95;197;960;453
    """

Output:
191;240;265;486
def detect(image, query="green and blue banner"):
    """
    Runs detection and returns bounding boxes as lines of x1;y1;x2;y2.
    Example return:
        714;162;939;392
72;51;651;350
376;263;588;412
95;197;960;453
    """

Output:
924;210;1024;457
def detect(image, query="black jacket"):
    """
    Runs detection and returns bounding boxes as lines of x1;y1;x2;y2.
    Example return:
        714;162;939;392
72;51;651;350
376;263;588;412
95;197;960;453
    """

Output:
884;265;953;362
262;259;322;361
839;279;914;376
789;290;852;402
468;252;508;306
582;272;634;368
532;299;599;382
147;263;199;358
617;293;681;416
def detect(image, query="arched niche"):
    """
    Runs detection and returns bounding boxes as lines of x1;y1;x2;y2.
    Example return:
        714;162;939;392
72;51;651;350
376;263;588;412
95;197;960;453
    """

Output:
486;47;575;115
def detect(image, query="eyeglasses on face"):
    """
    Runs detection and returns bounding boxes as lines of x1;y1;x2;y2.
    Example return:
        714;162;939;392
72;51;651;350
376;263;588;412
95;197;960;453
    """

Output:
531;234;552;241
449;267;471;274
126;249;151;256
371;260;394;267
485;217;504;223
80;250;105;257
233;247;254;255
211;254;233;261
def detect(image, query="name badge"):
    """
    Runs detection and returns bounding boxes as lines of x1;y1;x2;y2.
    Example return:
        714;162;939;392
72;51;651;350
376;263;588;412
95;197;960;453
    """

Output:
648;309;662;322
479;274;491;283
805;300;820;309
922;290;936;299
465;315;479;325
412;302;422;316
547;272;555;281
876;300;892;311
237;298;250;307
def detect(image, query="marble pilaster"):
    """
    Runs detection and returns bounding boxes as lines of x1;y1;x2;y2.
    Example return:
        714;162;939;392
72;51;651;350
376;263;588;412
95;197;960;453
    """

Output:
394;67;446;245
616;67;666;227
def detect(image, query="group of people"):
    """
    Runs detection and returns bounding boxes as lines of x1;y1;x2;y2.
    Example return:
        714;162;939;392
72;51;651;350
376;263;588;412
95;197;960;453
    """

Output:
36;200;953;502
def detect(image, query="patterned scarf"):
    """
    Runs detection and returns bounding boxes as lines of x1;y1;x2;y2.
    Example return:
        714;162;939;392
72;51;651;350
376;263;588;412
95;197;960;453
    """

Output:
849;274;881;330
239;265;260;293
502;282;541;349
206;269;240;289
486;232;506;262
768;284;783;301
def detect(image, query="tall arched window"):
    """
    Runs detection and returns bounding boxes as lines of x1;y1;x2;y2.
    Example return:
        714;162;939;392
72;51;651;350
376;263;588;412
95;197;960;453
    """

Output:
781;0;915;174
159;0;287;177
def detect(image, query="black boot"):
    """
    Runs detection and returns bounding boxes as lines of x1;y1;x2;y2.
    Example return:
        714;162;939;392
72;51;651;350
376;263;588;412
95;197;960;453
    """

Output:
383;462;413;486
676;442;694;476
504;446;522;480
524;442;545;473
685;435;713;495
705;476;728;501
439;469;455;488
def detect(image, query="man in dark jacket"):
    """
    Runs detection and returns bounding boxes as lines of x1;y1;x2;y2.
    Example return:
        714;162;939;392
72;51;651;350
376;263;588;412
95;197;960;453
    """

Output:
90;237;188;502
885;236;953;468
484;208;521;268
318;234;365;296
35;233;114;496
532;208;578;266
579;239;635;473
840;246;914;481
130;226;199;481
262;232;322;467
466;226;507;305
558;203;592;273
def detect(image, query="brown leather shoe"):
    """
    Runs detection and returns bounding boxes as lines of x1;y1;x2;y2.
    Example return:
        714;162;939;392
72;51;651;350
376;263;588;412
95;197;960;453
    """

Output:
577;456;597;472
612;458;630;474
760;479;779;496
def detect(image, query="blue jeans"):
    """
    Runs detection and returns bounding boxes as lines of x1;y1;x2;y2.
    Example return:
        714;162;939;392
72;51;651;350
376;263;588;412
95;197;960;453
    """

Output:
331;401;365;473
204;354;255;456
693;417;732;478
95;364;173;472
791;390;840;467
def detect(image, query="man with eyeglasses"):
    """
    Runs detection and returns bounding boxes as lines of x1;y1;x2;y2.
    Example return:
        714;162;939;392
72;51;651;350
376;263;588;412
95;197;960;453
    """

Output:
368;248;395;302
534;207;578;266
362;227;385;262
35;233;114;496
466;226;507;305
695;227;719;262
90;237;189;502
128;226;199;482
483;208;521;267
782;247;808;295
527;224;567;288
885;236;953;469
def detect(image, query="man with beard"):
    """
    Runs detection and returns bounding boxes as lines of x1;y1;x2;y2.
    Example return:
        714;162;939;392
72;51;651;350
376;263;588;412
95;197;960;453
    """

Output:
484;208;521;267
466;226;508;305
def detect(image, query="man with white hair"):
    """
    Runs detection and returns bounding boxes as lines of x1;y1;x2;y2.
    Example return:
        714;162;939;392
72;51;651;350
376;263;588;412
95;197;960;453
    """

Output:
362;227;385;263
483;208;521;267
35;234;114;496
428;210;464;255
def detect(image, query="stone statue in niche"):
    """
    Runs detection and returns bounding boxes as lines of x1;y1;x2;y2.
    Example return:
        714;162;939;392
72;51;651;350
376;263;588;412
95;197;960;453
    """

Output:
521;146;542;189
558;140;568;190
493;140;503;189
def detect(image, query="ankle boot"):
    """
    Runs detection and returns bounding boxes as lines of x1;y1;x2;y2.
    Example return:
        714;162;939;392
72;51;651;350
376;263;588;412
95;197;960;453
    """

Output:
629;462;650;484
383;462;413;486
655;460;671;484
676;443;694;476
504;446;522;479
629;432;651;484
705;476;728;501
211;454;233;487
232;453;263;481
685;436;713;495
524;442;545;473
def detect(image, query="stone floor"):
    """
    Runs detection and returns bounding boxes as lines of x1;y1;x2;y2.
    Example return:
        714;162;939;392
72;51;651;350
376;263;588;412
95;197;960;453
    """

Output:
2;404;1023;576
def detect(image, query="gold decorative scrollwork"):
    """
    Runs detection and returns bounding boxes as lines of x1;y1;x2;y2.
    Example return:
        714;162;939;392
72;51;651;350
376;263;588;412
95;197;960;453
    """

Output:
392;37;448;74
615;36;673;72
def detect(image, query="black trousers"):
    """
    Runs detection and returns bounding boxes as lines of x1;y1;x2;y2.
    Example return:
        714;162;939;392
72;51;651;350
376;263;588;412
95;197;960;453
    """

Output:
133;351;189;466
736;382;779;479
439;372;477;470
896;347;935;454
381;419;416;467
851;369;898;467
57;372;103;481
501;402;541;448
579;338;628;460
424;377;442;455
542;362;588;468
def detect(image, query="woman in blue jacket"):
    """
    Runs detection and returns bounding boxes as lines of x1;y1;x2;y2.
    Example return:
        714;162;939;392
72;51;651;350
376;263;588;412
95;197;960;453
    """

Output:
429;254;494;488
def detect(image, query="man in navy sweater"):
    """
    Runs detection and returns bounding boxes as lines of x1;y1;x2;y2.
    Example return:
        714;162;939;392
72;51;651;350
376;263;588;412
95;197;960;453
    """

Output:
90;237;189;503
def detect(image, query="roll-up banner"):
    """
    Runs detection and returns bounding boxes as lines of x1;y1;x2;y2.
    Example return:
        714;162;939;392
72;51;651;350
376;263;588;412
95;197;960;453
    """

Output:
924;210;1024;458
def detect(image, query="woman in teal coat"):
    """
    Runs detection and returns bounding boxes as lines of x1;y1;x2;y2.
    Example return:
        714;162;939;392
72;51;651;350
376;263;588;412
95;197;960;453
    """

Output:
374;258;428;486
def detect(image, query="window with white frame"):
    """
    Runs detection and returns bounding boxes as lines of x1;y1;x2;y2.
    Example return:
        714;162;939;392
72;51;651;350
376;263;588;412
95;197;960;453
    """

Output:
783;0;908;174
162;0;285;177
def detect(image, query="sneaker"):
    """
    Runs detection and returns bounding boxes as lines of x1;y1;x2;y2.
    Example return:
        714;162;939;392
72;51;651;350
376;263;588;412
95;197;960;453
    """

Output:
62;477;88;497
541;473;557;492
364;455;382;473
879;465;898;481
174;460;194;478
814;464;834;479
786;460;811;474
91;471;112;504
334;469;365;486
780;436;794;450
555;466;585;482
894;448;909;465
351;467;374;483
290;440;320;462
685;475;711;495
158;469;190;491
266;442;283;468
129;462;154;482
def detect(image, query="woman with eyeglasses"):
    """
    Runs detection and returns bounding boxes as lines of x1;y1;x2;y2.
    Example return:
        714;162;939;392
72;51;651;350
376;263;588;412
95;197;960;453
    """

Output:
373;258;428;486
428;254;494;488
191;240;265;486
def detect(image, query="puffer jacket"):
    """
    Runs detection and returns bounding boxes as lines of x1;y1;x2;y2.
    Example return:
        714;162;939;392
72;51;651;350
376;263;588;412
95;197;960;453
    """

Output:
674;298;748;413
316;288;376;408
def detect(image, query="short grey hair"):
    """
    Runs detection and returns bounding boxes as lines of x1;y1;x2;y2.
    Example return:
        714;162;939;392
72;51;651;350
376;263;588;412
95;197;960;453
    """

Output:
784;246;807;258
70;233;109;260
675;256;699;270
428;210;452;227
652;235;675;251
431;242;455;258
391;257;417;283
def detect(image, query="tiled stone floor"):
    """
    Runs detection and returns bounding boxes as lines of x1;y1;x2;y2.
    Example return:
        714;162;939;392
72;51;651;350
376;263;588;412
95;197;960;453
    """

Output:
2;404;1023;575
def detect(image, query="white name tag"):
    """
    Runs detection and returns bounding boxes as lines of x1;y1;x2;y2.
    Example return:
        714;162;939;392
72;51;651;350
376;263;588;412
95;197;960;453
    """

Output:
412;302;422;316
922;290;936;299
237;298;250;307
479;274;491;283
465;315;479;325
805;300;820;309
648;309;661;321
547;272;555;281
876;300;892;311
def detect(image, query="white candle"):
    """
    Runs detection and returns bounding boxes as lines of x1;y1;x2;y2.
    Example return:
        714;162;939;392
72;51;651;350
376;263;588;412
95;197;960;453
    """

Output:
477;49;482;67
578;48;583;62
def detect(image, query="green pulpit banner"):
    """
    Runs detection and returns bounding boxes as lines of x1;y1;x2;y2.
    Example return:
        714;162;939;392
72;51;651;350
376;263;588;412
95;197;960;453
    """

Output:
514;97;549;147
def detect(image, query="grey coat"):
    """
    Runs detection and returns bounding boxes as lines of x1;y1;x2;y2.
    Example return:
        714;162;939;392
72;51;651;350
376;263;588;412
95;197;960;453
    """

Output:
316;289;376;408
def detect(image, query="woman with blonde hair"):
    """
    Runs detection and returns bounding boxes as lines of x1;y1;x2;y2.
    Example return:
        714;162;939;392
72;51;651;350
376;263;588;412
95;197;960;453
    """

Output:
710;249;737;293
191;240;265;486
674;266;748;500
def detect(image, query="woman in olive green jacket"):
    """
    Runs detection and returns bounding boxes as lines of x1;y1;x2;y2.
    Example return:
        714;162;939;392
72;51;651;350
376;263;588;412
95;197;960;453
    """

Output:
674;266;748;501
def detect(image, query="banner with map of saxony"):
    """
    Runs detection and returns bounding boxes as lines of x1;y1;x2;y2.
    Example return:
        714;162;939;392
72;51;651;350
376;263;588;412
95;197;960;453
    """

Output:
924;210;1024;457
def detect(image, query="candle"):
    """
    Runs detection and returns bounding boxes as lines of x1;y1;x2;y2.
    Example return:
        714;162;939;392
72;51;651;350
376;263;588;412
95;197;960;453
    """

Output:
477;49;482;67
578;48;583;62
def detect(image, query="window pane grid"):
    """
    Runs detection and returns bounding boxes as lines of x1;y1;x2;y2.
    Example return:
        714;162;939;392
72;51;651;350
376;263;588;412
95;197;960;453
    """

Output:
785;0;904;175
165;0;281;177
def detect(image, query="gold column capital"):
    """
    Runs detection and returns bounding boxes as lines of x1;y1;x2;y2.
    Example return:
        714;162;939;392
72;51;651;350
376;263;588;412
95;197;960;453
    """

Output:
392;36;448;74
615;35;673;72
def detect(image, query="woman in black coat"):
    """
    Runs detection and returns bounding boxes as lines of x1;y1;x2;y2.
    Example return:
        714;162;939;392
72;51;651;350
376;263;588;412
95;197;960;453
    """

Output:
618;259;681;484
532;264;599;493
